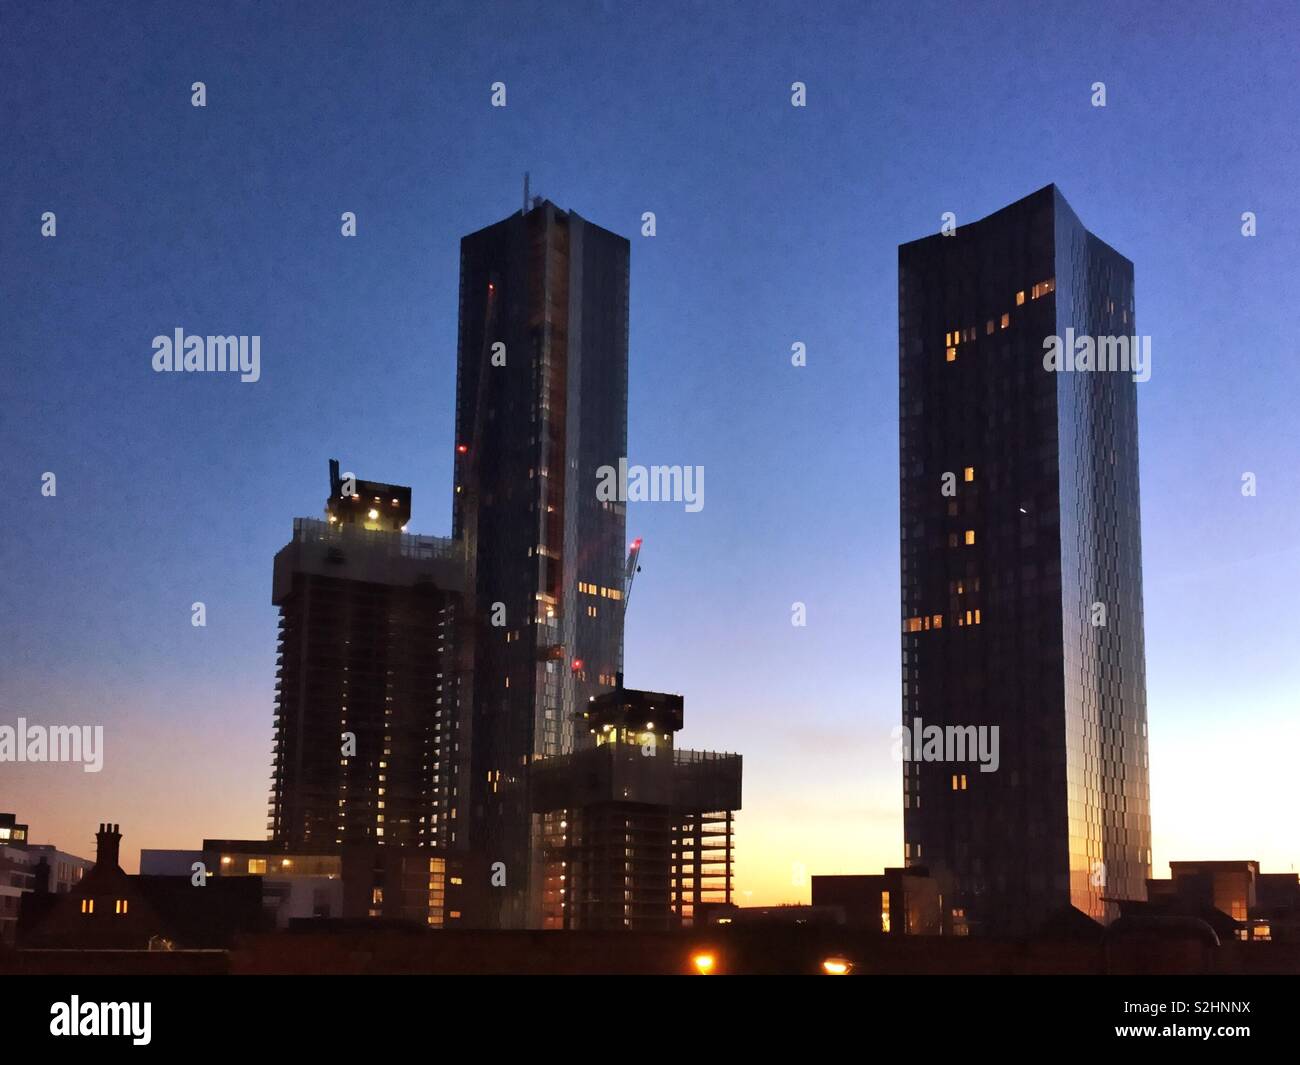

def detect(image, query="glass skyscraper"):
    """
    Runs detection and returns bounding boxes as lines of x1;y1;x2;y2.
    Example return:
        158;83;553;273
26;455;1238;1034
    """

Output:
898;185;1151;935
454;199;630;928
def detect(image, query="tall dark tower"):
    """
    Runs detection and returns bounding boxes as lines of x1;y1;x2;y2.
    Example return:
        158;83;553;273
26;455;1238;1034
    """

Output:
897;185;1151;935
453;198;630;928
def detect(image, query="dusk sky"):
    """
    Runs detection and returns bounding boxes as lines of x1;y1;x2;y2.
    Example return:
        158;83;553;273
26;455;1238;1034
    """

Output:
3;0;1297;903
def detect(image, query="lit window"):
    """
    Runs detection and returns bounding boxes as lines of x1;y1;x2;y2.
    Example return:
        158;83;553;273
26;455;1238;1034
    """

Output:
932;614;942;629
985;320;994;335
946;347;957;362
881;891;891;933
81;899;94;914
1000;313;1010;329
372;888;383;905
1016;290;1025;305
964;466;974;482
115;898;129;915
964;530;975;545
248;859;267;874
974;609;981;625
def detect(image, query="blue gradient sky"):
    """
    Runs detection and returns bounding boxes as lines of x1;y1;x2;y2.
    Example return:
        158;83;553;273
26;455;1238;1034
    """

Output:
2;0;1297;898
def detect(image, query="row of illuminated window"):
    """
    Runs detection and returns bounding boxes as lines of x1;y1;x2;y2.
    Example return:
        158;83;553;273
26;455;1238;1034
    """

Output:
944;279;1055;361
578;581;623;600
80;898;129;915
903;609;982;633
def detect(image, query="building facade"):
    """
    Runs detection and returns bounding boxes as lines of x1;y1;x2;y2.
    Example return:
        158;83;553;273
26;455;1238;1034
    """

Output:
811;868;943;935
530;685;742;930
0;814;92;946
898;185;1151;934
268;463;467;852
149;839;490;929
453;199;631;927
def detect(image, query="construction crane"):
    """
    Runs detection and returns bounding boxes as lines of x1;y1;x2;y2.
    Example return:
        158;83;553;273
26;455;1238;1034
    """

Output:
624;537;643;608
616;538;642;681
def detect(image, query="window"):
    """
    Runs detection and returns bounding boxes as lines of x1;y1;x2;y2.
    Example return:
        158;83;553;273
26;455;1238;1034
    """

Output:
964;530;975;545
1016;290;1025;305
1000;312;1010;329
372;888;383;905
931;614;942;629
963;466;974;482
115;898;129;915
946;346;956;362
81;898;94;914
248;859;267;874
985;320;994;335
1032;278;1055;299
881;891;891;933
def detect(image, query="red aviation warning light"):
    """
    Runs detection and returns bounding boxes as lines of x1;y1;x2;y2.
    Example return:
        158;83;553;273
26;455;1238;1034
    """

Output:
571;659;584;671
456;444;468;454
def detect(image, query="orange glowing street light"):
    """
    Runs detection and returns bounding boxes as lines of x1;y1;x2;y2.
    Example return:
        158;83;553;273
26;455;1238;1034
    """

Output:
690;951;716;975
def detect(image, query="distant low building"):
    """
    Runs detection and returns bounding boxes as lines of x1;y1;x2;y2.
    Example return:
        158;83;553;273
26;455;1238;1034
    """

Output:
20;823;265;949
0;814;29;847
143;838;488;929
1144;860;1298;942
0;814;92;946
702;904;845;927
811;868;943;934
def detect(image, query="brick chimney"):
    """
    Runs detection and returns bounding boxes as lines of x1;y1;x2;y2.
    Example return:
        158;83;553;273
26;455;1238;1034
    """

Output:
95;822;122;870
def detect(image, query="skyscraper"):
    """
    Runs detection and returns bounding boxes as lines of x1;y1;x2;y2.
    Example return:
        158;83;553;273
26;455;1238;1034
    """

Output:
268;462;466;851
453;198;631;927
897;185;1151;935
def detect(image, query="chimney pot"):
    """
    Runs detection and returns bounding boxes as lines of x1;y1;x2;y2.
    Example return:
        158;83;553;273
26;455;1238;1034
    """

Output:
94;822;122;871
